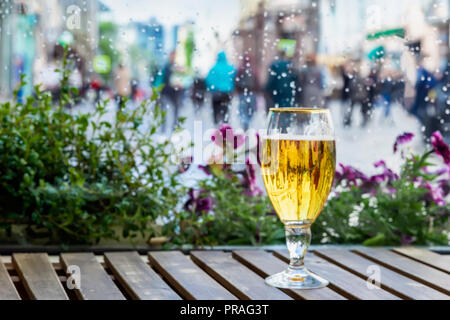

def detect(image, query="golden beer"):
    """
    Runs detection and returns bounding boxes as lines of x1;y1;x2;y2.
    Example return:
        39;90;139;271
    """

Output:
262;137;336;224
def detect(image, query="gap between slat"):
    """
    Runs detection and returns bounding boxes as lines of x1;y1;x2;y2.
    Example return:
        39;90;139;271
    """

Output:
272;250;365;300
390;249;450;275
352;249;450;296
313;251;411;300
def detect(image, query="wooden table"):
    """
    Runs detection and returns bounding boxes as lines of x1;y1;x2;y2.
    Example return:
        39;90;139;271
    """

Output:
0;248;448;300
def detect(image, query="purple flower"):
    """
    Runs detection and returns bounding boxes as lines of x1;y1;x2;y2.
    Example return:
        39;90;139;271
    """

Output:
431;131;450;165
184;189;214;215
335;164;369;186
371;160;399;184
387;187;397;194
242;158;263;197
369;174;386;184
382;168;399;183
438;179;450;197
197;197;213;213
243;187;263;197
393;132;414;153
423;182;446;206
422;166;449;176
374;160;387;168
211;124;246;149
401;234;416;246
198;165;212;176
336;160;399;194
178;156;193;173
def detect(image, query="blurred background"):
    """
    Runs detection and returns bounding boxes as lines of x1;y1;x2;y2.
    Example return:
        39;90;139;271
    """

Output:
0;0;448;172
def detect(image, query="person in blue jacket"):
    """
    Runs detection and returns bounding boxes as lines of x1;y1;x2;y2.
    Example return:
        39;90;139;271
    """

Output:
206;51;236;124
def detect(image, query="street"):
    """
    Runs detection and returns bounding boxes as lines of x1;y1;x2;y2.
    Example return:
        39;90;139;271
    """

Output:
76;96;424;176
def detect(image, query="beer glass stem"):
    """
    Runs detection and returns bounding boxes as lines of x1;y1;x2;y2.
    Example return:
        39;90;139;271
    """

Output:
285;226;311;270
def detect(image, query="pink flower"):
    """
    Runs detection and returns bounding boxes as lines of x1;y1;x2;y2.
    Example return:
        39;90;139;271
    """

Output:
371;160;399;183
431;131;450;165
335;164;369;186
198;165;212;176
438;179;450;197
211;124;246;149
422;167;449;176
401;234;416;246
242;158;263;197
423;182;446;206
178;156;192;173
184;189;214;215
393;132;414;153
374;160;387;168
336;160;398;195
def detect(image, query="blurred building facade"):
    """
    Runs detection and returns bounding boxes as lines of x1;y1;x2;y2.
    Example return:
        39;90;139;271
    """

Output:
233;0;320;84
319;0;448;67
0;0;98;98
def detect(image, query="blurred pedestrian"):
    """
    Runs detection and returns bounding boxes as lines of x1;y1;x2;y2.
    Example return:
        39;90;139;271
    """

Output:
206;51;236;125
265;50;299;110
378;58;404;121
411;59;437;124
39;58;60;101
343;69;367;127
114;64;132;109
235;54;259;131
360;66;379;127
435;61;450;139
340;61;352;106
342;60;376;128
158;51;185;131
191;76;206;113
89;75;103;103
299;54;325;108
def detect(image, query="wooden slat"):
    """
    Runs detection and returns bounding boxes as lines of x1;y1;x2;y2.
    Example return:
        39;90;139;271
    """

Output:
13;253;68;300
315;249;449;300
0;255;20;300
232;250;346;300
60;253;125;300
191;251;292;300
149;251;236;300
105;251;180;300
355;248;450;295
392;247;450;274
273;250;400;300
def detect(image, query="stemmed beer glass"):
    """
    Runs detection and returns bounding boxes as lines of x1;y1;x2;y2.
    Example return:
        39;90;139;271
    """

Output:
261;108;336;289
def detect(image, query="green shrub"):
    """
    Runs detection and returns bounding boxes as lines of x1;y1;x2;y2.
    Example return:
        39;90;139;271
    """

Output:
314;134;450;246
0;48;184;244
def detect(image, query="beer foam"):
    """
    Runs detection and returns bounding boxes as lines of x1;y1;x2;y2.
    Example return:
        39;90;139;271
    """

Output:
262;134;335;141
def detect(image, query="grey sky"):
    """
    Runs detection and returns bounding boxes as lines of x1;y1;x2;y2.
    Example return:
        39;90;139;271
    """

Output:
101;0;241;74
101;0;240;33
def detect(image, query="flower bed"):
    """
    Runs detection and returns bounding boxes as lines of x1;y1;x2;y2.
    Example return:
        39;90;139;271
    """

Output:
165;126;449;247
0;50;448;247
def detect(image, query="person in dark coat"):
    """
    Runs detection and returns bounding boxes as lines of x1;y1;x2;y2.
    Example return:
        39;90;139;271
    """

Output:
299;54;325;108
191;77;206;113
265;51;300;110
158;51;185;131
411;60;437;124
235;54;259;131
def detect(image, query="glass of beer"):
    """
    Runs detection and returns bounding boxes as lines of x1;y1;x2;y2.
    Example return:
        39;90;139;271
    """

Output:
261;108;336;289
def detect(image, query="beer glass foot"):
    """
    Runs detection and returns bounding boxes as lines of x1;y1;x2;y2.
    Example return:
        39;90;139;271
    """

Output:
265;266;329;289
